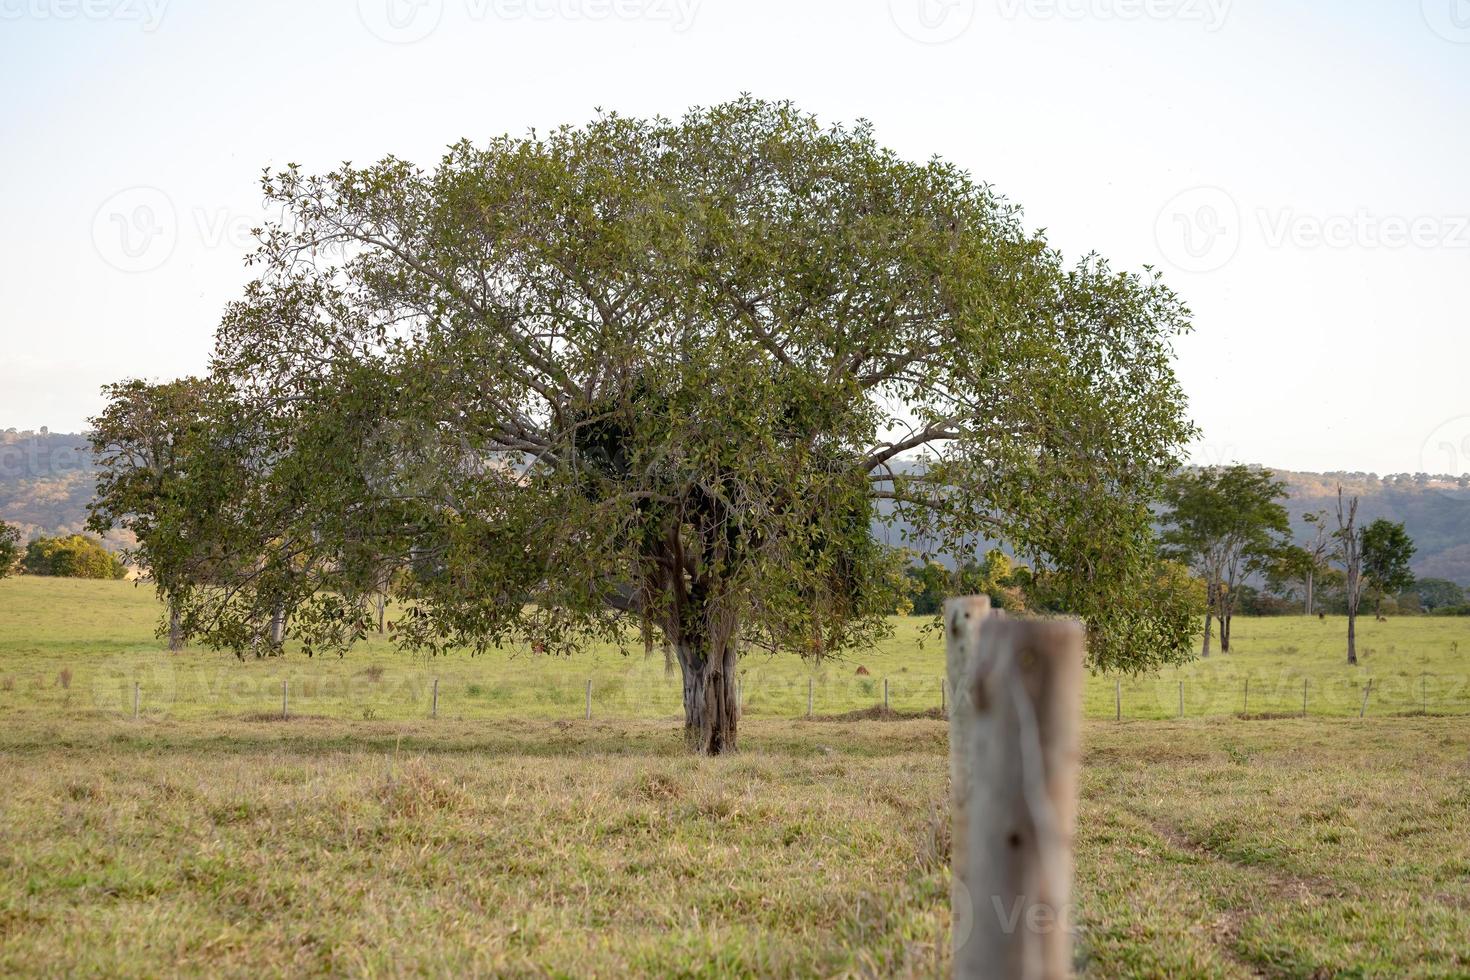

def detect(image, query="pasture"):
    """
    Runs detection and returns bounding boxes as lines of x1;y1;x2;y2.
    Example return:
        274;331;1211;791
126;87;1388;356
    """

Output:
2;578;1469;976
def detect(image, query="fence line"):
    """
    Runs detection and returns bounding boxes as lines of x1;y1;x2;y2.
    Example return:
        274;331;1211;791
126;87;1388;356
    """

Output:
80;667;1470;722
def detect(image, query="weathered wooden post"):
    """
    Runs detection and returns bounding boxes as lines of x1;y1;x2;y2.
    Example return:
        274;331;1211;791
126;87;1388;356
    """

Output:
585;679;592;720
884;678;889;712
807;677;813;719
946;596;1084;980
281;679;288;720
431;677;439;719
1114;679;1120;722
133;681;140;720
1302;678;1308;718
1178;680;1183;719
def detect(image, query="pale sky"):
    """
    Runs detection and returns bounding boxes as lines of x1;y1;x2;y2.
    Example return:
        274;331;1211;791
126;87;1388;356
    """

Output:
2;0;1468;476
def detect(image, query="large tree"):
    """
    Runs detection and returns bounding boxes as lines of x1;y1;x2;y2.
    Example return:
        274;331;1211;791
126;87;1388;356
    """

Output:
155;99;1197;753
1159;465;1290;655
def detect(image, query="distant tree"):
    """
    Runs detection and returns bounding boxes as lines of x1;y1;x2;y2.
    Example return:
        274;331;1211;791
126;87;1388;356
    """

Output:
1159;465;1290;655
1412;578;1466;611
21;534;126;579
1360;519;1416;618
1335;488;1366;665
0;521;20;578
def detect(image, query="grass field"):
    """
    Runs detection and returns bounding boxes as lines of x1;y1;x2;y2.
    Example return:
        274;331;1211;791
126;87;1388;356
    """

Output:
2;579;1469;976
3;578;1470;724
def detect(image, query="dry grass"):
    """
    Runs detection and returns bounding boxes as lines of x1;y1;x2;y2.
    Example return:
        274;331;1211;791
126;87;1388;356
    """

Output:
1;716;1467;977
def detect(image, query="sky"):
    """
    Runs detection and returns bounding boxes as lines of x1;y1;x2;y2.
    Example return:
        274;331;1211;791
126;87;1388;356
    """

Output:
2;0;1468;477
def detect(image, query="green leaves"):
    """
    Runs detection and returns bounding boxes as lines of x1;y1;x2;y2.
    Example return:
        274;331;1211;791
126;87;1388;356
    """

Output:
101;98;1197;673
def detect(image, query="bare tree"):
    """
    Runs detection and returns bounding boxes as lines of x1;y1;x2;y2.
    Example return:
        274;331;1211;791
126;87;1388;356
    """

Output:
1335;488;1366;666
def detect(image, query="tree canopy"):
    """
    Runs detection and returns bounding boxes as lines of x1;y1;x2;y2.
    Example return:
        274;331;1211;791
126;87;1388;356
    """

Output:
0;521;19;579
99;98;1199;752
21;534;126;579
1159;465;1290;654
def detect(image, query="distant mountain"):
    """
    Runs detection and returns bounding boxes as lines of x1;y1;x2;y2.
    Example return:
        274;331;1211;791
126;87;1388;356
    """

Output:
0;430;133;551
3;430;1468;584
1275;470;1470;585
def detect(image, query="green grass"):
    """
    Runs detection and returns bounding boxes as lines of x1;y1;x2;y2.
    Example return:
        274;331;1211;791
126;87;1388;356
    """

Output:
2;578;1469;976
2;577;1469;723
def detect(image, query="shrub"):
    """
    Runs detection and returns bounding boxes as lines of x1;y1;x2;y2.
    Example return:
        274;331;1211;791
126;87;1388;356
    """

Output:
20;534;127;580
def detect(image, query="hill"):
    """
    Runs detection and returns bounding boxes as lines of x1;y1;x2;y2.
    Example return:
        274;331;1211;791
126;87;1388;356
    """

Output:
2;430;1468;583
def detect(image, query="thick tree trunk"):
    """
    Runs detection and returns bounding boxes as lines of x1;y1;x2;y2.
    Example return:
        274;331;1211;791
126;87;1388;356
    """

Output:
1201;585;1214;658
376;593;387;634
1220;608;1232;653
676;634;739;755
1305;570;1314;617
269;605;286;646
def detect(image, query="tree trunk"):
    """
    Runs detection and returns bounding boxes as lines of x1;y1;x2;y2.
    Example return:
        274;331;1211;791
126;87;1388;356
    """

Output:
1305;570;1314;617
376;593;387;634
269;605;286;647
1220;608;1232;653
675;630;739;755
167;602;184;653
1346;609;1357;665
1201;584;1214;658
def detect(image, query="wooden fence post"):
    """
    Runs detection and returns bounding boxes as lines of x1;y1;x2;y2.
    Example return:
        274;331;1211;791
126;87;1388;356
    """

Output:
1360;679;1371;718
941;677;947;714
1114;679;1120;722
946;596;1083;980
281;679;288;720
1178;680;1183;719
883;678;889;712
1243;678;1249;714
1302;678;1308;718
431;677;439;719
585;679;592;720
133;681;140;720
807;677;813;719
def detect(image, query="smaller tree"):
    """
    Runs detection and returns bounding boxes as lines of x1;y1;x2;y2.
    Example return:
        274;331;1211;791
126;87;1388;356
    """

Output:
1335;488;1365;665
1159;465;1290;655
21;534;127;579
0;522;20;579
1360;519;1416;618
